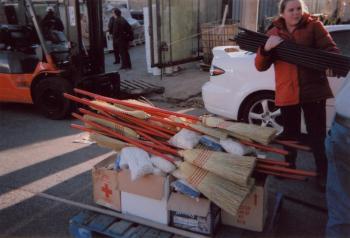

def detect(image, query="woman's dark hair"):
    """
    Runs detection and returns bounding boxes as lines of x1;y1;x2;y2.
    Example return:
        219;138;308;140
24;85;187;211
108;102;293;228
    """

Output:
114;8;121;17
279;0;308;14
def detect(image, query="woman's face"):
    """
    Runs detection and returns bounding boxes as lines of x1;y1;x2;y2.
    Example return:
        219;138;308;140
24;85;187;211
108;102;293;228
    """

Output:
281;0;303;27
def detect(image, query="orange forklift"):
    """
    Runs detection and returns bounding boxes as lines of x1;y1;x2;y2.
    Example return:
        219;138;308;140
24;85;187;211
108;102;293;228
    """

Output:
0;0;120;119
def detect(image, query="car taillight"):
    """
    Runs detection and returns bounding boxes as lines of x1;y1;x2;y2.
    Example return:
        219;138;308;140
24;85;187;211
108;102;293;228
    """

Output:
210;65;225;76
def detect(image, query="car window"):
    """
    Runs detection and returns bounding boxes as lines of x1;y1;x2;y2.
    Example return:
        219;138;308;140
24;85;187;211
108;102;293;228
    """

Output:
330;30;350;56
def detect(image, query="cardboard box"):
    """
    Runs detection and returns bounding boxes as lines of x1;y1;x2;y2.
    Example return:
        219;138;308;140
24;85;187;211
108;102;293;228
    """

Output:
118;170;166;200
168;193;221;236
221;181;268;232
120;172;171;224
92;154;121;212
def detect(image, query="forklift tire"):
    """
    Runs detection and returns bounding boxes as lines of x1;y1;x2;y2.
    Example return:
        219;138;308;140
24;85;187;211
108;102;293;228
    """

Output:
33;77;73;120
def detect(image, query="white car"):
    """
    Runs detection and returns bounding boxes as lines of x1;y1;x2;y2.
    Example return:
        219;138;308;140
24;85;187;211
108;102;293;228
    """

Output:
202;25;350;134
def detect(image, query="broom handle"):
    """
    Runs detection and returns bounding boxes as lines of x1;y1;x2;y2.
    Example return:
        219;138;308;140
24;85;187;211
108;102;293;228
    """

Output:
257;158;290;167
255;169;307;181
256;164;317;177
149;115;201;132
64;93;174;138
74;88;200;122
71;124;115;138
240;140;289;155
274;139;311;151
79;108;171;140
72;113;176;163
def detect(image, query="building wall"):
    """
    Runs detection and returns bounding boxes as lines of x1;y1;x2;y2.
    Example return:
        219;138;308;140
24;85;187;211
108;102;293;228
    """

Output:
128;0;148;11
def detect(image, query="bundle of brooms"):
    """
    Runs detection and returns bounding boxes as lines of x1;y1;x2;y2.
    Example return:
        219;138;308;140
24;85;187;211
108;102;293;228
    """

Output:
234;27;350;77
64;89;317;216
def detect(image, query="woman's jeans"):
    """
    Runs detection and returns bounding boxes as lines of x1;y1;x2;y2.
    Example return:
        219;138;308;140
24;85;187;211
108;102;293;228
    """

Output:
325;121;350;237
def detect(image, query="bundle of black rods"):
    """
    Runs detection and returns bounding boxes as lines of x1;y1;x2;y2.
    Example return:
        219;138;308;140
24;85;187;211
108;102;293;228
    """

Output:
234;27;350;77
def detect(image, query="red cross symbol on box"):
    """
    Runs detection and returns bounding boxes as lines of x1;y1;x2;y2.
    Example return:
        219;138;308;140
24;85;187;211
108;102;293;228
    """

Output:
102;183;112;198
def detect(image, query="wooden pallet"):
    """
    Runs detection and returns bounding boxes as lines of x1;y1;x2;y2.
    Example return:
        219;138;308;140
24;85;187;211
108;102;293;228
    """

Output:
69;210;186;238
120;79;164;97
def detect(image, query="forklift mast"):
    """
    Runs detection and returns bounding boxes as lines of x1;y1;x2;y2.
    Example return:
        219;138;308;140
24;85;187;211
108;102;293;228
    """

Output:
64;0;105;75
23;0;56;67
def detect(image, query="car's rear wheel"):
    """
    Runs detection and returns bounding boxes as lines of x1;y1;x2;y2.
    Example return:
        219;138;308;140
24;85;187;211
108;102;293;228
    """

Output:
33;77;73;119
239;92;283;134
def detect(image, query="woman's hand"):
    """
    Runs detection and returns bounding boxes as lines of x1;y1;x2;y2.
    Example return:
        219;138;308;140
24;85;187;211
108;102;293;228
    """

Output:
264;36;284;52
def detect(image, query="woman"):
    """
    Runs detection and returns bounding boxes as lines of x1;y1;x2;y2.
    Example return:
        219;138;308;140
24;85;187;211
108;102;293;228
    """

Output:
255;0;339;191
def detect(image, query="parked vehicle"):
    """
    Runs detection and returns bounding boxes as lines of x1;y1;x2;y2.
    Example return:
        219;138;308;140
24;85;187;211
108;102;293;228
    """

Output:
202;25;350;134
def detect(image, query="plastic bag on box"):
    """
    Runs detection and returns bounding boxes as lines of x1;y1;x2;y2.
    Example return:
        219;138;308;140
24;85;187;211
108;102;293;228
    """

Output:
168;128;201;149
150;155;176;174
120;147;154;181
220;138;255;156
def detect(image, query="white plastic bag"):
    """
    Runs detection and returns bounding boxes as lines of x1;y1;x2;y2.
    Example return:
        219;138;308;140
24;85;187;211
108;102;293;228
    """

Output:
119;154;129;169
150;155;176;174
168;128;201;149
220;138;254;156
120;147;154;181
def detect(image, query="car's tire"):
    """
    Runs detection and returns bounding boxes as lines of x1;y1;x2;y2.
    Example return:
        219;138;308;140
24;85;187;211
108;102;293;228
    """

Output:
33;77;73;119
239;92;283;134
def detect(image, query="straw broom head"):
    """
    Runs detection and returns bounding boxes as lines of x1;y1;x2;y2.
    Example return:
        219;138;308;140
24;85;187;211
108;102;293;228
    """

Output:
179;149;256;186
91;100;151;119
177;161;253;217
189;124;228;139
84;115;140;139
202;116;277;144
89;133;130;151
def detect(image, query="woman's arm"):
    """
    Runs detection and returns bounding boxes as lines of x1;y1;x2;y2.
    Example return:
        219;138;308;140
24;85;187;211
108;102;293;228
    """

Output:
255;30;283;72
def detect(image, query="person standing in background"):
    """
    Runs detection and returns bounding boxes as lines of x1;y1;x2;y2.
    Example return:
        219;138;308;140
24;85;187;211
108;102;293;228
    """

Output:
41;6;64;34
112;8;132;70
325;76;350;237
108;10;120;64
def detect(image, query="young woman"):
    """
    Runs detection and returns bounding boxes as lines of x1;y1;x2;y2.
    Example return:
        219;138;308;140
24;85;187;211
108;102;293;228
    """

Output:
255;0;339;191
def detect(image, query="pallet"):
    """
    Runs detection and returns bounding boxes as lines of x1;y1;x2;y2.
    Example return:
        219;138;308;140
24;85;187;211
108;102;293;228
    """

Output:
69;210;186;238
120;79;164;97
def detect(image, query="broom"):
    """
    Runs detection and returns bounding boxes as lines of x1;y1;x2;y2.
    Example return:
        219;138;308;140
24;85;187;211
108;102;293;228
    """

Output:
202;116;277;145
176;161;254;217
179;149;256;186
84;114;140;139
74;88;200;122
189;123;228;139
91;100;151;120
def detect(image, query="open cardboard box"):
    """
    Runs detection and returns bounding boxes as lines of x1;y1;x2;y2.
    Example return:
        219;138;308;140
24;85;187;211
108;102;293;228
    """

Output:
168;192;220;236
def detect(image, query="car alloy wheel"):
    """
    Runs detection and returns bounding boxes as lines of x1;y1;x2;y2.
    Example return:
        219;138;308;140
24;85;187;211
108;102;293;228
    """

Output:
248;98;283;134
